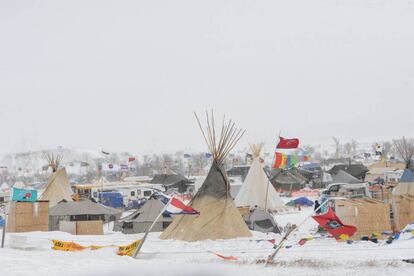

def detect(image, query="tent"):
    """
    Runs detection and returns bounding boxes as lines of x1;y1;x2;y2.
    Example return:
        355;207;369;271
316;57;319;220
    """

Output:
390;137;414;231
269;168;307;191
49;200;122;231
151;174;192;193
114;197;172;234
235;144;285;211
160;112;252;241
331;170;362;184
244;207;281;234
40;168;74;207
328;164;368;181
393;168;414;196
286;197;314;207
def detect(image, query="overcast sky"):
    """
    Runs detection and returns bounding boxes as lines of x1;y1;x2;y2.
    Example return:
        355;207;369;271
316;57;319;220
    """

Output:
1;1;414;155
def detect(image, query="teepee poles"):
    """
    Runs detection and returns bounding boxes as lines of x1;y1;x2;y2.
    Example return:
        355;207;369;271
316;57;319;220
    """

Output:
194;111;245;165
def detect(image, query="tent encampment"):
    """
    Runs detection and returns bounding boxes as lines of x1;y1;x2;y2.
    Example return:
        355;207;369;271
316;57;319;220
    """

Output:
160;112;252;241
114;197;172;234
235;144;285;211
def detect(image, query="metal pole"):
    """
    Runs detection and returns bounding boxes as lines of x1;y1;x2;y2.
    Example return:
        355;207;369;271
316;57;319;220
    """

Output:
132;197;172;258
1;218;6;248
265;132;281;211
1;203;9;248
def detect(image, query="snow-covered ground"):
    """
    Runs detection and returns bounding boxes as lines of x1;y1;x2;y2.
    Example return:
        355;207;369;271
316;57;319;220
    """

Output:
1;207;413;276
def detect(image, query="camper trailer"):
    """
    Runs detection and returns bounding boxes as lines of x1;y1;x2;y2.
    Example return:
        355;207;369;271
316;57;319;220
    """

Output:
321;183;371;199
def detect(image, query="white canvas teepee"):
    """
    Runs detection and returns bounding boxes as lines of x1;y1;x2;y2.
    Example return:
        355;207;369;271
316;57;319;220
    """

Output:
40;153;74;207
235;144;285;211
40;168;74;207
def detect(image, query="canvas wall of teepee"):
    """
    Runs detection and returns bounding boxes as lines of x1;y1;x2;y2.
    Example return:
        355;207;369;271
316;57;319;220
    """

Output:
160;112;252;241
39;153;74;207
235;144;285;211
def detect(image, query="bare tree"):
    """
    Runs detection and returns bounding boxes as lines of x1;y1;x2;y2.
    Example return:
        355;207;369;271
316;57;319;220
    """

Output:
332;137;342;159
344;142;352;157
351;139;358;156
393;137;414;168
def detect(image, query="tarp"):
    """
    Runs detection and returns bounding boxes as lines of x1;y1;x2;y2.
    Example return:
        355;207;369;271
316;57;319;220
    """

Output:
287;197;314;207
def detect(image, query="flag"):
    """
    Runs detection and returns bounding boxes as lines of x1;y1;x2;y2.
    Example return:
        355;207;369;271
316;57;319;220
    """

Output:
277;137;299;149
128;157;136;162
120;164;129;171
12;187;38;202
155;193;199;215
287;155;298;168
102;150;110;155
312;208;357;240
273;152;288;169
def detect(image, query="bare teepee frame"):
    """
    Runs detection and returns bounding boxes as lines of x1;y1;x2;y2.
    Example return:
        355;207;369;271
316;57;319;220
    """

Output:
194;111;245;165
43;152;63;173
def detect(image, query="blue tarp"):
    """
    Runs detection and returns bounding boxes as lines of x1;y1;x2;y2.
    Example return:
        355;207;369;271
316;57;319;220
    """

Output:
99;192;124;208
12;188;37;202
287;197;314;207
400;169;414;183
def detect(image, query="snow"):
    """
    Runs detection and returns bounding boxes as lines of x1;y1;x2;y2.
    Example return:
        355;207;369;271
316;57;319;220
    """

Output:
1;208;414;276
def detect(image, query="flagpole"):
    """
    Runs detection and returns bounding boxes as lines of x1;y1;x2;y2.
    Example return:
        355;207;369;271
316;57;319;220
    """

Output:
132;197;172;258
266;197;345;265
265;131;281;211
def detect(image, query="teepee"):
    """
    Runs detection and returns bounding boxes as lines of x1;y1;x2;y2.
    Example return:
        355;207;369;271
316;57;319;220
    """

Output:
235;144;285;211
40;153;74;207
160;111;252;241
391;137;414;231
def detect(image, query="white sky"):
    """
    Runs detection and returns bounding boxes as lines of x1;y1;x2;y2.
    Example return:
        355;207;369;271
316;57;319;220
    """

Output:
1;0;414;155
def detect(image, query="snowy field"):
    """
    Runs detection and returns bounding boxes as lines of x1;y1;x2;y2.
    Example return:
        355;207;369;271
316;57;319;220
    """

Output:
1;208;413;276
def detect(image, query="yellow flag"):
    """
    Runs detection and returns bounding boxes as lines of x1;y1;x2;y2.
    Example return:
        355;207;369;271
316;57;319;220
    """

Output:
338;234;349;241
52;240;89;252
117;240;141;256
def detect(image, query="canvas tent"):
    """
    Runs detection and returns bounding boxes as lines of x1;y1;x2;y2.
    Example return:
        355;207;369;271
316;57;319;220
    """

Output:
244;207;281;234
151;174;192;193
40;168;74;207
114;197;172;234
269;168;307;191
331;170;363;184
160;112;252;241
49;200;122;231
328;164;368;181
235;144;285;211
391;137;414;231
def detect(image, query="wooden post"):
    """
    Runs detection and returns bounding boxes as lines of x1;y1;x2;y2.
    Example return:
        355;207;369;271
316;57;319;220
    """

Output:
265;197;344;265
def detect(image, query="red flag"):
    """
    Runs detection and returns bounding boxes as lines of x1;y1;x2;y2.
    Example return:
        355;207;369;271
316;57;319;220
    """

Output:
128;157;136;162
277;137;299;149
272;152;288;169
312;208;357;240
